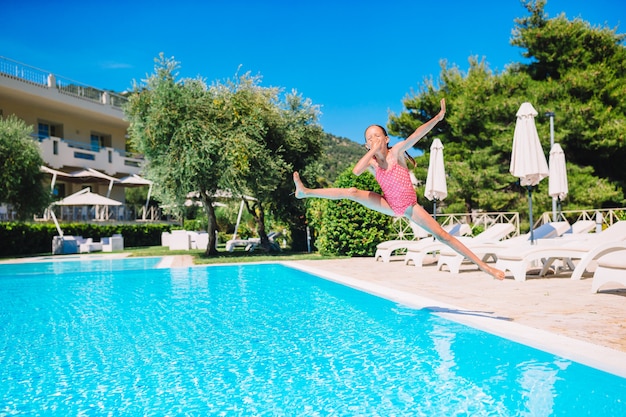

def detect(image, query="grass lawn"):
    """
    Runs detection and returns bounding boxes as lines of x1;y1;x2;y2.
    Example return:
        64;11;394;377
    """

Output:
0;245;348;264
117;245;347;265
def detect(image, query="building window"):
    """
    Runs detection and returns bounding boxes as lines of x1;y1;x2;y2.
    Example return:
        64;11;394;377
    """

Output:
90;132;111;151
38;123;51;138
37;121;63;139
90;134;102;151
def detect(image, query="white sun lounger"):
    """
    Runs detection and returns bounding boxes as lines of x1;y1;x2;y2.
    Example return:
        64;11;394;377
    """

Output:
564;220;596;235
226;231;281;252
436;221;571;274
495;221;626;281
404;222;515;268
374;223;469;263
591;249;626;293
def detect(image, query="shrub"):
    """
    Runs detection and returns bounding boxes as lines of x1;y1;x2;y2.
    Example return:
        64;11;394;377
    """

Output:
183;219;207;232
0;222;173;257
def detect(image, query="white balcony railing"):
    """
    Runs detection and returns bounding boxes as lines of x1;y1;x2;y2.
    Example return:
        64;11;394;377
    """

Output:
37;135;143;176
0;55;127;110
539;208;626;231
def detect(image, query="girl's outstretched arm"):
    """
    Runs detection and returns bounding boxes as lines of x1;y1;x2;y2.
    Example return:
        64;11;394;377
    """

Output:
395;98;446;154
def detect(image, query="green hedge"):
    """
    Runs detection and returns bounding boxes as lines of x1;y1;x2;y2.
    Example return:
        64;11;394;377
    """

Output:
0;222;174;257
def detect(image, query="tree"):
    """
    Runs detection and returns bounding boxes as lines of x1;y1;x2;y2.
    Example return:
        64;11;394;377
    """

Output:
125;55;325;253
268;131;362;252
212;78;325;251
125;55;227;255
511;0;626;185
0;115;50;220
386;1;625;228
262;91;325;251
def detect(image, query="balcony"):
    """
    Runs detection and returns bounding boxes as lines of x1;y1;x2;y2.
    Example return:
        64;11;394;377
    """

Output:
36;135;144;176
0;55;127;113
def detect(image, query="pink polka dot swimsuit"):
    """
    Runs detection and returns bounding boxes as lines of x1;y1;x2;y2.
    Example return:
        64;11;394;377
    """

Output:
375;164;417;216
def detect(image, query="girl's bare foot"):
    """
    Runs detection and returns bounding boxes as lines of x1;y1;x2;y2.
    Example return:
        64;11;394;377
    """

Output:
485;265;506;280
293;172;307;199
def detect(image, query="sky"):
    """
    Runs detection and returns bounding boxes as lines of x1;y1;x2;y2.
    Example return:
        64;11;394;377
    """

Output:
1;0;624;145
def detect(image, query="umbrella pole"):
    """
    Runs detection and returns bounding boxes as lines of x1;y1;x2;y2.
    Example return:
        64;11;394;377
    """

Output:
527;186;535;244
433;200;437;220
143;183;153;221
49;207;63;237
232;199;245;240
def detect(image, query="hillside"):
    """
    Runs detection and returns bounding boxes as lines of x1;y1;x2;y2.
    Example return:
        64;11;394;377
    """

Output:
319;133;364;184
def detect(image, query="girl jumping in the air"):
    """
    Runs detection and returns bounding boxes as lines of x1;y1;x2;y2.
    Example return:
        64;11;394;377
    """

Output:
293;98;505;280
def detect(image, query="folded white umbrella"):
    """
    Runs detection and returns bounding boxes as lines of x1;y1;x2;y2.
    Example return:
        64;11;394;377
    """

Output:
549;142;568;222
510;102;549;186
424;138;447;218
548;143;568;200
510;102;549;244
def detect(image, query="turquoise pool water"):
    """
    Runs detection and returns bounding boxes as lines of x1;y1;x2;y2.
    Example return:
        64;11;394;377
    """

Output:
1;259;625;415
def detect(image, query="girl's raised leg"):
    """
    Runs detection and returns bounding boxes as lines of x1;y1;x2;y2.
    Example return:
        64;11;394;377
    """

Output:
293;172;395;216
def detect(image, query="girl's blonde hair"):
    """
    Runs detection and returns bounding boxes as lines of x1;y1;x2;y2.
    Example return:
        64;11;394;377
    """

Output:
365;125;416;168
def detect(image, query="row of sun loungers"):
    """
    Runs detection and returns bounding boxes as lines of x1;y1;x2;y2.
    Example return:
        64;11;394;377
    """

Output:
225;231;282;252
374;223;471;263
160;230;282;252
375;221;518;265
493;221;626;283
436;221;573;274
375;219;626;293
405;222;516;268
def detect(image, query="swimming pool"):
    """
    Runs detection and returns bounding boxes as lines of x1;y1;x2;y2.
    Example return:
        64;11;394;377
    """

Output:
1;258;625;415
